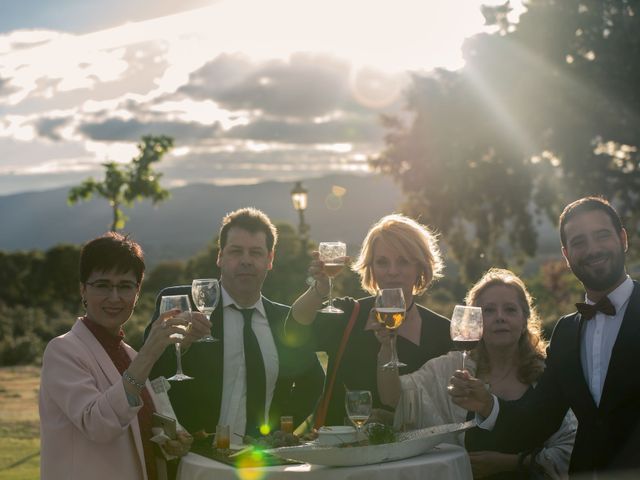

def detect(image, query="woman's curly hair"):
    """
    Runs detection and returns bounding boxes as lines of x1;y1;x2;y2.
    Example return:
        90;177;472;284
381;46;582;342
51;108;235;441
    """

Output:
466;268;547;385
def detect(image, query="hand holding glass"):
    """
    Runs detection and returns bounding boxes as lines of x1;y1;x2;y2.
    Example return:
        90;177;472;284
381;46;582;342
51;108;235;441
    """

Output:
191;278;220;342
159;294;193;381
318;242;347;314
375;288;406;369
345;390;372;436
450;305;483;370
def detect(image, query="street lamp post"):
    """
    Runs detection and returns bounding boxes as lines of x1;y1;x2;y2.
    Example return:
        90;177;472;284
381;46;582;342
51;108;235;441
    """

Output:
290;181;309;240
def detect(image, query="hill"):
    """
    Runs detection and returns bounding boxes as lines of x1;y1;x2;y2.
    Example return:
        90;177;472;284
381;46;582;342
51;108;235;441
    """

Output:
0;174;405;266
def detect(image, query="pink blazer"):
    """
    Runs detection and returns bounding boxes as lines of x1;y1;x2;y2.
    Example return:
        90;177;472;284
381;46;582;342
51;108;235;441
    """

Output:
40;319;156;480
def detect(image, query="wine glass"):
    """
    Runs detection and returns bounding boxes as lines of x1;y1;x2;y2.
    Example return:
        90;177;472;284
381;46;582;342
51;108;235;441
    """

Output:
344;390;372;437
318;241;347;314
450;305;483;370
375;288;406;369
159;294;194;381
191;278;220;342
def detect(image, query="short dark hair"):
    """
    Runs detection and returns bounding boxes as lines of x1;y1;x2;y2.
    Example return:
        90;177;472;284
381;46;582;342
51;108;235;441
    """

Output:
559;196;623;248
80;232;145;283
218;207;278;252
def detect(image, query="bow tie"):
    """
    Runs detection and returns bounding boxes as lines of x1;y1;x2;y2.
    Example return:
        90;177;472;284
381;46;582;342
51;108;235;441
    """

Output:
575;296;616;320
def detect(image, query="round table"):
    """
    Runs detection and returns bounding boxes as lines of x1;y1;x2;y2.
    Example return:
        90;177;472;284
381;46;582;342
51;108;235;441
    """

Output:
177;443;472;480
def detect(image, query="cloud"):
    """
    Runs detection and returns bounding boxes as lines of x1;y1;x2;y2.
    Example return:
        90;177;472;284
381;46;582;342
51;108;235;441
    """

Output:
0;76;18;98
78;117;221;142
156;146;373;187
35;116;71;140
181;52;366;118
226;117;383;144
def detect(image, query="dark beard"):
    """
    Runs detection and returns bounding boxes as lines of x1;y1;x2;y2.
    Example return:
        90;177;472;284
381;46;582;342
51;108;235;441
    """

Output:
571;249;626;292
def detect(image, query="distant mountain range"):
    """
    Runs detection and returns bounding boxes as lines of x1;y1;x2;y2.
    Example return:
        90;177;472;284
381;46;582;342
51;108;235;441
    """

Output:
0;172;565;270
0;174;405;266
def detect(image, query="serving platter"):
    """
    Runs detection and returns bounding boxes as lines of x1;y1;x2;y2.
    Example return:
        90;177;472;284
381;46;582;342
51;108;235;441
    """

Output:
267;420;475;467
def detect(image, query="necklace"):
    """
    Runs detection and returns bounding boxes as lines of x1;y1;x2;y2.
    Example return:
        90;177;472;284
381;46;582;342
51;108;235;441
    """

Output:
485;364;516;388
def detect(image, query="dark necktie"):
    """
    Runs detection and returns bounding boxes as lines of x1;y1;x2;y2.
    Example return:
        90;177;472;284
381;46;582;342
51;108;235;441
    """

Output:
233;306;266;436
575;296;616;320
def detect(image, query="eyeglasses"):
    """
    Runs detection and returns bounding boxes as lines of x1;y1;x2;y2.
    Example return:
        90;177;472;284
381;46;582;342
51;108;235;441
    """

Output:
85;280;139;298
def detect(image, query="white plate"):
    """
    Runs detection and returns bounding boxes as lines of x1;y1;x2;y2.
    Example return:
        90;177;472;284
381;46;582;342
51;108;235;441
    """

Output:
268;420;475;467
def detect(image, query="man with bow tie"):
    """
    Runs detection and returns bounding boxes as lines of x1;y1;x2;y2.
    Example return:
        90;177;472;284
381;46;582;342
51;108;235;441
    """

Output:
144;208;324;445
449;196;640;477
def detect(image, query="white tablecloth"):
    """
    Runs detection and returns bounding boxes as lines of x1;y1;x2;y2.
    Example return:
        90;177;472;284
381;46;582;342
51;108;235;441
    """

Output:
177;443;472;480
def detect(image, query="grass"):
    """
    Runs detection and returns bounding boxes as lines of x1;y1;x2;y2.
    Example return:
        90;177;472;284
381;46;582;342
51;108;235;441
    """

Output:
0;366;40;480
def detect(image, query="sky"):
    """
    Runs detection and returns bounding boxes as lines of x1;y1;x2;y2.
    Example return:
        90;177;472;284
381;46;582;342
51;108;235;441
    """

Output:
0;0;523;196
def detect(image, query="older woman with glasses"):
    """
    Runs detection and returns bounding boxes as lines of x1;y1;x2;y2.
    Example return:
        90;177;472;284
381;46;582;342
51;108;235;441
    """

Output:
39;232;210;480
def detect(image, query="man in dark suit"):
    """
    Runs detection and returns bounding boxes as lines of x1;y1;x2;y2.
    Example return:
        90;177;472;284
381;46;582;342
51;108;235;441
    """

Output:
146;208;324;443
449;196;640;477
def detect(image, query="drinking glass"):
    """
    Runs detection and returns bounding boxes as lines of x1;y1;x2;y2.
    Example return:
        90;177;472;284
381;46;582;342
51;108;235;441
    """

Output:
344;390;372;437
159;294;193;381
375;287;406;369
450;305;483;370
215;424;230;450
318;242;347;314
280;416;294;434
191;278;220;342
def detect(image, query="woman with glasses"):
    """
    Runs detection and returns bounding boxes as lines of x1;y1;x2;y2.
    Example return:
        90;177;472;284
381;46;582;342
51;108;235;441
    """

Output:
39;232;210;480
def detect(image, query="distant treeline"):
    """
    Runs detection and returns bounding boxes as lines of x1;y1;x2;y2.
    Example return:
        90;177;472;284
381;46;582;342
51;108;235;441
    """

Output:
0;221;586;366
0;222;360;366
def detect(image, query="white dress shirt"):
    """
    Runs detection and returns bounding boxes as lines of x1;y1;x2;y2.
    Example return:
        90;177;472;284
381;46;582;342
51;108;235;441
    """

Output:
217;286;279;443
480;275;633;427
580;275;633;406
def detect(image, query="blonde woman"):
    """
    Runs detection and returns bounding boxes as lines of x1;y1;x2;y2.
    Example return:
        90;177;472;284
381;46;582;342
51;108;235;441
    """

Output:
290;214;452;426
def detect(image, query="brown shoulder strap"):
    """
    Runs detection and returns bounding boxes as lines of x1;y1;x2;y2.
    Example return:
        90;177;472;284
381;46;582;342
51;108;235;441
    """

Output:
313;301;361;429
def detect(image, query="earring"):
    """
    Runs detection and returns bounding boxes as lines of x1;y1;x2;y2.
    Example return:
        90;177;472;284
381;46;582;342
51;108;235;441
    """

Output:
82;298;88;308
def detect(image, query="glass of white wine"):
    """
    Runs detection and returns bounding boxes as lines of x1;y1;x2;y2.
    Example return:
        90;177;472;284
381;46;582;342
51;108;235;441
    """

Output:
191;278;220;342
345;390;372;437
159;294;194;381
450;305;483;370
318;241;347;314
375;287;406;369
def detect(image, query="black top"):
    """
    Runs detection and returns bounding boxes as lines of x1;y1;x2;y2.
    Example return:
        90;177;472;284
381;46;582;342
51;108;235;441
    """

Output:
289;295;452;426
465;386;540;480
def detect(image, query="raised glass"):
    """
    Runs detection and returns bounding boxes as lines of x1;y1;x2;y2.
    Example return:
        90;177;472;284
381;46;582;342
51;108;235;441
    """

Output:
375;287;406;369
318;241;347;314
159;294;193;381
450;305;483;370
191;278;220;342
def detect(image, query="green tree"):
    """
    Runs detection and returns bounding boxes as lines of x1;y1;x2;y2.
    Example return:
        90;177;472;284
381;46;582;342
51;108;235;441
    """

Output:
374;0;640;279
68;135;174;231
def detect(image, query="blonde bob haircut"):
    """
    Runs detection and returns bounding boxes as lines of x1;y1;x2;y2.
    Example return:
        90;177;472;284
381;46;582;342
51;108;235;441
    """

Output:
352;214;443;295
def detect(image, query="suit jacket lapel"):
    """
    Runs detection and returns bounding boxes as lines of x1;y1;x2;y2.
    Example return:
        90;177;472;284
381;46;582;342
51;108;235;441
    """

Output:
262;296;280;329
210;301;225;413
567;313;599;412
599;282;640;411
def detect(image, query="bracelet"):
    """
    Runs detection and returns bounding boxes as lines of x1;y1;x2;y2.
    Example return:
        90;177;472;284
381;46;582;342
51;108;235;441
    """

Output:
123;370;145;391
